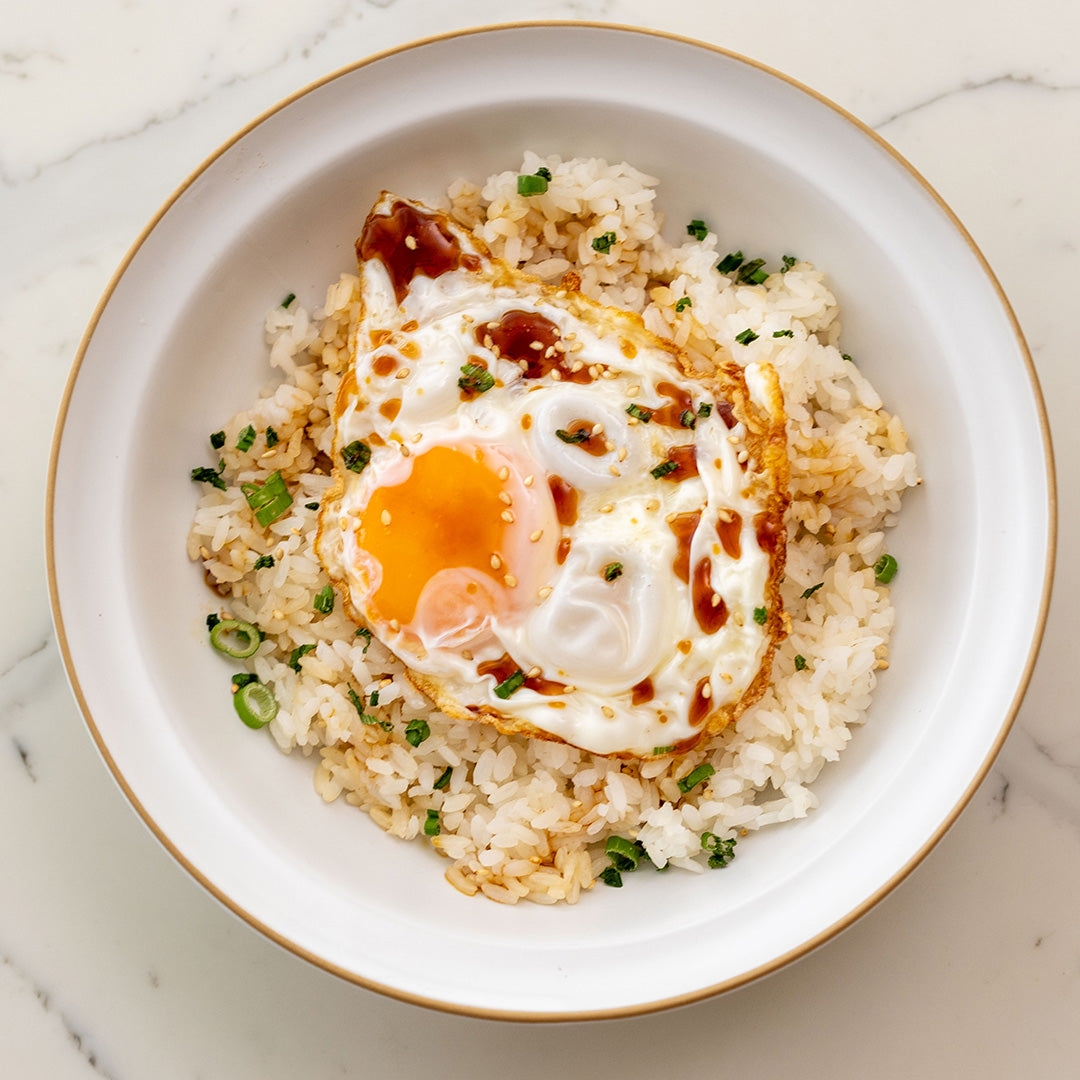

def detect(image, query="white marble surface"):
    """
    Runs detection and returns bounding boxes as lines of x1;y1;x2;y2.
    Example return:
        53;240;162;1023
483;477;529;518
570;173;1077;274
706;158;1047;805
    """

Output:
4;0;1075;1074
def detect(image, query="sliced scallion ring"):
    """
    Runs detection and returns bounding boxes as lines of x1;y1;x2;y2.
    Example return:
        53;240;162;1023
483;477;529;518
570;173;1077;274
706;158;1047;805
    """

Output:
233;680;278;729
209;618;261;658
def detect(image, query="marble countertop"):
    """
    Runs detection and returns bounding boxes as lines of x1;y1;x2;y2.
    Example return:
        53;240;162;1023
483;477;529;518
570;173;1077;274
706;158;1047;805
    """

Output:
4;1;1076;1075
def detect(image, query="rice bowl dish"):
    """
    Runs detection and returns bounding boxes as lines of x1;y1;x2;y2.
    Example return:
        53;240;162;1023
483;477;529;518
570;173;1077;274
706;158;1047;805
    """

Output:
187;153;919;904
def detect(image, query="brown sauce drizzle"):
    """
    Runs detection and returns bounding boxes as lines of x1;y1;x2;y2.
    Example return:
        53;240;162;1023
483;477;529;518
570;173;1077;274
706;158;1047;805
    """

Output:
478;310;594;384
476;653;567;696
716;510;743;560
692;557;728;634
372;353;397;377
548;475;579;526
650;381;696;429
667;510;701;585
753;511;784;555
562;419;608;457
378;398;401;421
714;400;737;429
357;200;479;305
631;678;655;705
556;537;572;565
689;677;712;726
658;444;699;483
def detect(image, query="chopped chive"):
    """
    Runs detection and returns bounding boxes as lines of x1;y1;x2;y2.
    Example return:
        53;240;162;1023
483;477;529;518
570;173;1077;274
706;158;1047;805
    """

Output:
781;255;798;272
313;585;334;614
281;292;296;309
873;553;899;584
650;460;678;480
626;403;653;423
190;464;227;490
735;328;758;346
842;352;853;362
236;425;256;452
288;643;316;671
675;296;692;313
231;672;259;691
753;606;768;625
405;718;430;747
536;166;552;181
458;362;495;394
341;439;371;473
347;686;391;730
265;426;279;448
494;669;526;699
801;582;824;599
653;745;675;755
697;402;712;419
591;231;617;254
677;763;715;794
679;408;696;429
736;258;768;285
240;470;293;526
253;554;275;570
603;562;623;582
773;329;794;338
433;766;452;790
598;866;623;887
717;250;743;274
555;427;591;444
794;654;807;671
209;430;226;450
233;680;278;729
605;835;645;872
423;809;440;836
206;613;221;631
355;626;372;652
517;172;549;196
701;832;737;868
209;619;262;659
305;501;320;510
369;689;380;707
686;219;708;241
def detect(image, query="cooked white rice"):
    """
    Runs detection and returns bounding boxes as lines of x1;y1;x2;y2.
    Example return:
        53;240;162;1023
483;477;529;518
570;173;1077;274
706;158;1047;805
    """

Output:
188;154;919;904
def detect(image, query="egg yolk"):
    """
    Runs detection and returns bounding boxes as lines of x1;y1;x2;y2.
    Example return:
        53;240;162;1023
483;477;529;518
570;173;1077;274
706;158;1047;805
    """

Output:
357;444;514;627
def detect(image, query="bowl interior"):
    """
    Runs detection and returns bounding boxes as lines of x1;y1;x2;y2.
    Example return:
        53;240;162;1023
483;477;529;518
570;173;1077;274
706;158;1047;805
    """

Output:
50;25;1050;1016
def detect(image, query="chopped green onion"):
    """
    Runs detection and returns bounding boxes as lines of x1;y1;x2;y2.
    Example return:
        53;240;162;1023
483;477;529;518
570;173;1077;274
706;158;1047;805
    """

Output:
341;440;371;473
697;402;712;419
281;292;296;309
653;745;675;755
626;403;653;423
735;328;758;346
236;425;256;452
458;362;495;394
801;582;824;599
369;689;380;707
494;669;526;699
686;219;708;241
206;613;221;631
313;585;334;613
423;809;440;836
209;618;261;659
433;766;452;790
677;763;715;794
191;464;227;490
231;672;258;691
874;553;899;584
356;626;372;652
305;501;320;511
753;606;767;625
716;251;743;274
591;231;617;254
405;718;430;747
773;329;794;338
265;426;279;448
675;296;692;313
233;680;278;729
598;866;623;888
679;408;696;429
650;460;678;480
347;686;391;730
209;430;226;450
517;172;549;196
736;258;768;285
555;427;591;444
253;554;275;570
536;166;552;181
240;470;293;526
288;643;316;671
842;352;853;362
781;255;797;272
603;562;623;582
794;654;807;671
701;832;737;868
605;835;645;872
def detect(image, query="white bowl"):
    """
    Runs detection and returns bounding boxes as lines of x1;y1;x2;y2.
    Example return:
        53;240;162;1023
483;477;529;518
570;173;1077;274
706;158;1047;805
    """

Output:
47;23;1054;1018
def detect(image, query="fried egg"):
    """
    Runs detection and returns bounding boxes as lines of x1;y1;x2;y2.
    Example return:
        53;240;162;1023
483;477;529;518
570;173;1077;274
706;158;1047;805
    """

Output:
315;193;789;758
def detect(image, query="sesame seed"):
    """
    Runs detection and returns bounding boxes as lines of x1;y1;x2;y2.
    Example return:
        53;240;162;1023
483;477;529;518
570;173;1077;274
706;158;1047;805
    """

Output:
702;683;713;699
461;650;474;661
504;574;518;588
524;474;535;487
199;546;210;559
627;416;639;426
588;365;600;379
646;499;660;511
272;609;284;620
381;510;391;526
550;369;562;381
404;235;417;250
394;367;410;379
738;450;749;463
490;554;502;570
717;508;732;522
497;466;510;481
499;491;513;505
487;321;499;329
720;673;733;684
608;464;621;477
484;334;493;349
530;340;544;351
601;706;615;718
601;369;617;379
379;677;393;688
538;585;553;599
617;446;628;461
501;509;515;523
591;422;604;436
526;666;542;678
626;385;640;397
564;685;577;694
544;346;556;358
553;340;567;353
518;359;529;370
571;360;585;372
599;503;614;514
389;619;400;632
491;346;501;359
529;529;543;542
728;434;740;445
571;342;584;353
733;610;745;626
411;432;423;443
711;593;722;608
261;449;276;459
400;444;410;457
